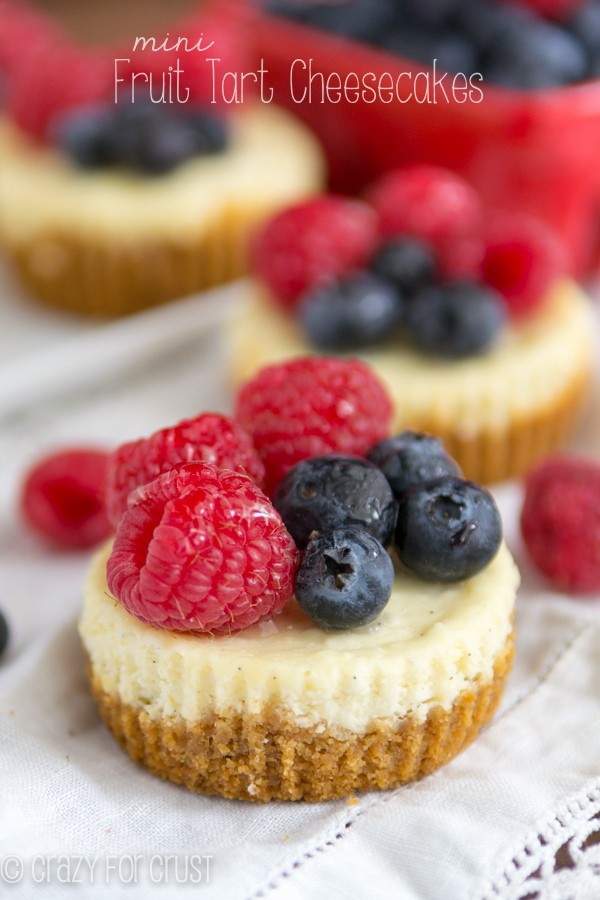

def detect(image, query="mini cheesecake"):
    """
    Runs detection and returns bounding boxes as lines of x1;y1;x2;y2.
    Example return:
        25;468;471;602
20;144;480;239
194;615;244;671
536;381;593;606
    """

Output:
79;540;518;802
0;105;325;316
227;278;593;484
0;0;325;316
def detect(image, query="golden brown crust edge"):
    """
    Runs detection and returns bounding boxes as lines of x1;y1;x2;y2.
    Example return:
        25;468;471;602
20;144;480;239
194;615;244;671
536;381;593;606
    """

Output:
86;630;514;803
401;367;591;485
5;202;267;317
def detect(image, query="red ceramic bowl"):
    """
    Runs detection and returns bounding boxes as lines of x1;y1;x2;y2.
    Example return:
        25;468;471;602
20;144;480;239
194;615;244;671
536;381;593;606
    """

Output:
251;12;600;276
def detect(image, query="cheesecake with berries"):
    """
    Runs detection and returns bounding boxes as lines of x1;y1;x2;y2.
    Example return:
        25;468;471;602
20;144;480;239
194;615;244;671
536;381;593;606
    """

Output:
227;167;593;484
79;356;519;802
0;1;324;316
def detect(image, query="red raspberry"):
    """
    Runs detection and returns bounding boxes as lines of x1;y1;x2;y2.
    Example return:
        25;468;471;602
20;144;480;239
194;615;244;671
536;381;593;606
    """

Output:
252;196;378;309
235;356;392;495
520;456;600;593
107;463;298;634
0;1;60;79
20;447;112;549
365;166;482;252
8;39;113;141
480;213;566;319
106;413;265;526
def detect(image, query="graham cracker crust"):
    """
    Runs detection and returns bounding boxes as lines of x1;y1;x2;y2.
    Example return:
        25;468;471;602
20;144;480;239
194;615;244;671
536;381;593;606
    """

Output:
6;204;266;317
86;630;514;802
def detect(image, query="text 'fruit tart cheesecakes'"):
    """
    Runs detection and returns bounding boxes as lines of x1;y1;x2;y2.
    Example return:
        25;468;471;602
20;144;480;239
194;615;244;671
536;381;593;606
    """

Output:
79;356;519;802
0;0;325;317
228;165;594;485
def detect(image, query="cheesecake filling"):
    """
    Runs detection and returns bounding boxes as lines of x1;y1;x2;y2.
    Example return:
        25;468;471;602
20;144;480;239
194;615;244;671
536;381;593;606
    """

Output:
79;541;518;734
228;279;593;433
0;105;325;241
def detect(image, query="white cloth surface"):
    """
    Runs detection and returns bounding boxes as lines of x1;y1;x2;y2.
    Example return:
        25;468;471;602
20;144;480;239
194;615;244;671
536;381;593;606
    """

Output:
0;281;599;900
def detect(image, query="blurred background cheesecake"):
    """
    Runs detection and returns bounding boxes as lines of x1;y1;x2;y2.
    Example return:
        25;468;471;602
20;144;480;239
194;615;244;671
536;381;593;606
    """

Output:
0;0;325;316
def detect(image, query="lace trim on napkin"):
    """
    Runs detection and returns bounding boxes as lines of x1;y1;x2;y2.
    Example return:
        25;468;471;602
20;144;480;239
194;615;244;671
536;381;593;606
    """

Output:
482;780;600;899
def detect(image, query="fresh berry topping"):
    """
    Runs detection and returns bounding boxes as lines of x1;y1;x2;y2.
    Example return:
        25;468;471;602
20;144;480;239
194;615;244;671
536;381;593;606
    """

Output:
235;356;393;495
480;214;566;318
520;456;600;592
405;280;507;358
485;14;586;87
368;431;462;498
107;463;298;634
369;237;437;296
298;272;401;350
294;525;394;630
53;100;228;174
51;105;113;167
270;0;598;87
20;448;112;549
273;454;398;549
252;196;378;309
395;477;502;581
0;610;8;660
567;2;600;56
183;109;229;154
366;166;482;251
106;413;264;527
381;22;479;72
275;0;397;40
105;100;223;174
435;232;485;281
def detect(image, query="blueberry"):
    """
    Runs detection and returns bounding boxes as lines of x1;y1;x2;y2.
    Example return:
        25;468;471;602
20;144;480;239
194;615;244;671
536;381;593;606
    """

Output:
483;19;587;88
406;280;506;359
394;476;502;582
402;0;457;29
369;238;437;297
273;454;398;549
265;0;317;23
566;2;600;75
295;526;394;630
107;103;199;174
0;610;8;659
368;430;462;498
184;110;229;154
453;1;536;54
378;27;438;65
134;122;200;173
52;105;113;167
429;31;479;74
567;2;600;53
381;26;478;74
298;272;401;351
585;49;600;77
302;0;397;42
55;97;229;174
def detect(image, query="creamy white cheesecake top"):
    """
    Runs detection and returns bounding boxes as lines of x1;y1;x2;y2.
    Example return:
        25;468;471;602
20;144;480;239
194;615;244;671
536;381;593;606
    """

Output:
228;279;593;433
79;541;518;734
0;104;325;240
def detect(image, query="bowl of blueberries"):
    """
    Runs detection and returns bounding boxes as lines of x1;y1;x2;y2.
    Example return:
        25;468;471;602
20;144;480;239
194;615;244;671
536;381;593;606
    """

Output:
254;0;600;276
